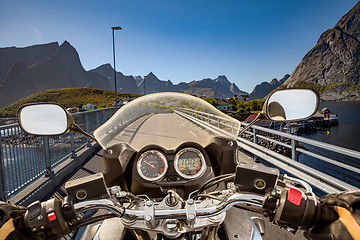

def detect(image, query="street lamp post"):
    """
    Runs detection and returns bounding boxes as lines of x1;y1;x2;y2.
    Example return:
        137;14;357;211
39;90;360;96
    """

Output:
112;26;122;106
143;76;146;95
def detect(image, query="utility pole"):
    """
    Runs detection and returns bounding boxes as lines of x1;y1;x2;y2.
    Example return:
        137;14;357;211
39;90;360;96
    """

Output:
112;26;122;105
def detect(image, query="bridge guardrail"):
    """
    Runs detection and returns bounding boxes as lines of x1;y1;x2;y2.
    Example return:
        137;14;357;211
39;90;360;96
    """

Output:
0;108;118;201
174;107;238;137
175;108;359;194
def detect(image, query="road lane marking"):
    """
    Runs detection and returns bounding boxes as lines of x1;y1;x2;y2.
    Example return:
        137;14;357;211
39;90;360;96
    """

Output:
189;130;197;137
174;115;187;127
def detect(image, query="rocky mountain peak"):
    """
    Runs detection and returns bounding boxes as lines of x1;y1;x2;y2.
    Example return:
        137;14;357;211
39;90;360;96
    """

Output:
215;75;230;84
269;78;278;86
249;74;290;100
335;1;360;35
89;63;139;94
146;72;156;78
283;2;360;101
0;42;59;82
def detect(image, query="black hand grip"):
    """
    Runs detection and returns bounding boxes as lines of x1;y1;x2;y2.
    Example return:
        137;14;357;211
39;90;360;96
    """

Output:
263;188;340;233
263;188;338;231
314;205;338;226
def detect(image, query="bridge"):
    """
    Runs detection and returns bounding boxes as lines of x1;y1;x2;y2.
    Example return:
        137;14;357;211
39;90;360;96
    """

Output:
0;107;359;205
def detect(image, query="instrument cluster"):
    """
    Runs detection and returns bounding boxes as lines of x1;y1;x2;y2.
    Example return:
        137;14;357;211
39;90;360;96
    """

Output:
136;147;207;182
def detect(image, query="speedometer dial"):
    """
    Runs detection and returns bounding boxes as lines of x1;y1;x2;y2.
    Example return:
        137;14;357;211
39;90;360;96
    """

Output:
137;150;168;182
174;147;206;179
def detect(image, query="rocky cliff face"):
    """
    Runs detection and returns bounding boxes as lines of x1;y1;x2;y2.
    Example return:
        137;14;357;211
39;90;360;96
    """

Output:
134;73;248;98
250;74;290;100
0;42;59;82
283;2;360;101
0;41;110;108
137;72;177;94
183;75;248;98
90;64;140;94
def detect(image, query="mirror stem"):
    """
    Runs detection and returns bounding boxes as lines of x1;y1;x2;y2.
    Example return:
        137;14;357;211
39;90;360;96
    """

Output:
70;124;99;144
238;112;264;135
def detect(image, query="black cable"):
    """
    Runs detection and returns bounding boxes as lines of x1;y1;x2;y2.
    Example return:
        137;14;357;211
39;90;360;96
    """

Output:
79;209;98;221
197;174;234;195
71;214;116;230
195;194;223;201
196;173;234;195
233;204;263;214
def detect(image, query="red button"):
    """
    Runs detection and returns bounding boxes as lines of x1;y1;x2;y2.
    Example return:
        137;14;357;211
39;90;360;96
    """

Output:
287;187;303;206
48;212;56;221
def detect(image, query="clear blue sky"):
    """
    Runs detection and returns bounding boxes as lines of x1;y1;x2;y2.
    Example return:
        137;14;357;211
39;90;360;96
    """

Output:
0;0;358;92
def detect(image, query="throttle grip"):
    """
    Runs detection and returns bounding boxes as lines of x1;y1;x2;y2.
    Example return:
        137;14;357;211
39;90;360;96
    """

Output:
263;187;339;233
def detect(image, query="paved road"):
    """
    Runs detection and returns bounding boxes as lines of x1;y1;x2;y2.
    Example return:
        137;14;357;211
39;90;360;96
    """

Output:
110;113;214;151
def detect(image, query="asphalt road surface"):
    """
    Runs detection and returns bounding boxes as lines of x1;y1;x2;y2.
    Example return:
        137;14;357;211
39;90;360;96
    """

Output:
111;113;215;151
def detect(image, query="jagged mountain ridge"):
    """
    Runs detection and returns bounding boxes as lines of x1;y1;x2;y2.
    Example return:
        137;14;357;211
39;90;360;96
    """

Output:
183;75;248;98
90;64;140;94
0;42;59;83
91;67;248;98
0;41;111;108
249;74;290;100
283;2;360;101
0;41;247;108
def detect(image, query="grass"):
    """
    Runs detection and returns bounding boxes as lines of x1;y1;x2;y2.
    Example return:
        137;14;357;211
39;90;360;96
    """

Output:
295;81;347;93
0;87;142;117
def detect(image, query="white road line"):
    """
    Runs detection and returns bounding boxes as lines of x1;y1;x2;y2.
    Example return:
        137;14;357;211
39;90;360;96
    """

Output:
119;130;125;135
174;115;187;127
189;130;197;137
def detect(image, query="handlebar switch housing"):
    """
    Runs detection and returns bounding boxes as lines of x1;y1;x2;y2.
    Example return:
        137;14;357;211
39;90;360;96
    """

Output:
61;196;77;224
234;163;279;194
25;198;71;239
263;188;281;221
272;188;319;232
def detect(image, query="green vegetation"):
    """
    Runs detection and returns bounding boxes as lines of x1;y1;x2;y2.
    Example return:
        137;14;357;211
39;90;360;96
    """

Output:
235;99;265;112
0;87;142;117
346;84;360;91
295;81;347;93
202;98;265;118
0;86;265;119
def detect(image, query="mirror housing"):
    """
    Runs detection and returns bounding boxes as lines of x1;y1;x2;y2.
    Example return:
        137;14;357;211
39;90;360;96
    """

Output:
263;89;319;122
17;103;74;136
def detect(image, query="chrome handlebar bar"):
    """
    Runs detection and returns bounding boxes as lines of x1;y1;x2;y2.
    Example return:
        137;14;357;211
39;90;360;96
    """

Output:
74;193;264;220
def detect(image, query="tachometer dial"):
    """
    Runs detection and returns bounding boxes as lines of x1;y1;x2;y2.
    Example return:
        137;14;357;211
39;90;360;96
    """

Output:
174;147;206;179
137;150;168;182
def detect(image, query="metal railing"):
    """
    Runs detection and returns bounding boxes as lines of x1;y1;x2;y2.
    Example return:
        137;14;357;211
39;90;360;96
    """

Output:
0;108;118;201
175;108;360;194
174;107;239;138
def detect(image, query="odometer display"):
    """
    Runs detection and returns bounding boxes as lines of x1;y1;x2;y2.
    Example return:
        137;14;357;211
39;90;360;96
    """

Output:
174;148;206;179
137;150;168;182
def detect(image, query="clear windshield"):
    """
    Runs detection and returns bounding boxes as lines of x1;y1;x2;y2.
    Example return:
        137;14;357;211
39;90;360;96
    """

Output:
94;92;240;151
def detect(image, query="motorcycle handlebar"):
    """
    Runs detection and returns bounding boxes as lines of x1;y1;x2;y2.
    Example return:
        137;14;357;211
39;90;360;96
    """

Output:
73;193;264;220
24;188;339;239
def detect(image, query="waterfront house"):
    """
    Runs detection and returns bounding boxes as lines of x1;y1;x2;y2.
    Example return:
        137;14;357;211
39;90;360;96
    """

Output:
216;99;233;111
244;114;272;128
83;103;97;110
321;108;339;120
241;94;250;101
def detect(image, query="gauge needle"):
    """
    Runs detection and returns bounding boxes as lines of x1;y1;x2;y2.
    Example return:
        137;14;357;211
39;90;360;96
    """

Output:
144;161;156;168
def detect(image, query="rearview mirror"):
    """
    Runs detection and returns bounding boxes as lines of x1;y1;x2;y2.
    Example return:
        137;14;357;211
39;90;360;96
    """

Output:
17;103;73;136
263;89;319;122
